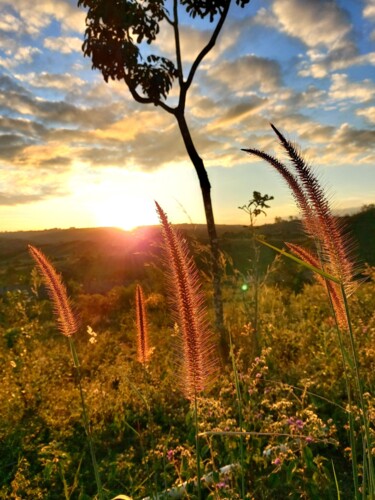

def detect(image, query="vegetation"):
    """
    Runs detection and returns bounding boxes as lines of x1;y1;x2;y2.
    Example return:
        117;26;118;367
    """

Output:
1;149;375;497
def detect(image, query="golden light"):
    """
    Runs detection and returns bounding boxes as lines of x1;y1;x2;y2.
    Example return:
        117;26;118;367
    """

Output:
93;193;159;230
67;163;202;232
69;166;161;231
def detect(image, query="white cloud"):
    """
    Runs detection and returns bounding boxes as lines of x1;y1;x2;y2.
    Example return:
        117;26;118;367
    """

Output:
299;49;375;78
269;0;372;79
208;54;282;95
0;0;85;36
0;12;23;32
44;36;82;54
357;106;375;124
329;73;375;103
364;0;375;20
15;71;84;92
0;46;41;69
272;0;352;49
323;123;375;164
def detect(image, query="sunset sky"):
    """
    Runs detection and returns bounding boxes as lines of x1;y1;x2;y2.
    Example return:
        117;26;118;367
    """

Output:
0;0;374;232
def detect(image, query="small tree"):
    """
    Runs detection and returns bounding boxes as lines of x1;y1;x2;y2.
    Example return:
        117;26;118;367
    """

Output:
239;191;273;353
77;0;251;351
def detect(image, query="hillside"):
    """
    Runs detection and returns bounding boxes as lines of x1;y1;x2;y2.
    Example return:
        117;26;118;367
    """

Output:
0;207;373;293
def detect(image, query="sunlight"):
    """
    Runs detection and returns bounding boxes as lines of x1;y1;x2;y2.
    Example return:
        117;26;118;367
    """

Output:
92;194;159;230
67;166;163;230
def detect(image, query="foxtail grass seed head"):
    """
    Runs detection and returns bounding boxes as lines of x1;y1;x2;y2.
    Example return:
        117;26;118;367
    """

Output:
28;245;78;338
244;124;358;329
135;284;151;365
155;201;217;400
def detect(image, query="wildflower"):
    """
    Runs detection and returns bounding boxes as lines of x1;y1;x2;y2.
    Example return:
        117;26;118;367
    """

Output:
273;457;281;465
305;436;314;443
217;481;227;489
87;325;97;344
296;419;304;429
166;450;174;461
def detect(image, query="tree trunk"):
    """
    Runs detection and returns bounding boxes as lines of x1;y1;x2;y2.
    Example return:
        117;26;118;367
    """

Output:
175;112;228;357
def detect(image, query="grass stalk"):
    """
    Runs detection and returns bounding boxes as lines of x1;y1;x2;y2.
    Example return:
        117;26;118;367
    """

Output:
324;282;360;500
194;393;202;499
69;338;104;500
229;331;245;498
340;285;375;497
28;246;104;499
331;459;341;500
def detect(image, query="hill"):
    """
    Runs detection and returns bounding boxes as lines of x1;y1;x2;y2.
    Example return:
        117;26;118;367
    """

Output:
0;207;374;293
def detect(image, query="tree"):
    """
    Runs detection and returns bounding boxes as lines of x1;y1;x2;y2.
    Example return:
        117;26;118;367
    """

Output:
238;191;273;354
77;0;251;350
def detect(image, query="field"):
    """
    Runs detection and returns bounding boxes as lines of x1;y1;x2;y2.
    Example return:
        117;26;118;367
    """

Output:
0;207;375;499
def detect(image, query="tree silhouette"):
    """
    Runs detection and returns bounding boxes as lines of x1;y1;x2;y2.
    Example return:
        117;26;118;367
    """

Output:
77;0;251;348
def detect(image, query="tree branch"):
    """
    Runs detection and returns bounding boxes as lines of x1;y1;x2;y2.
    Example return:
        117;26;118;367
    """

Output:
124;73;176;114
184;0;232;91
173;0;184;87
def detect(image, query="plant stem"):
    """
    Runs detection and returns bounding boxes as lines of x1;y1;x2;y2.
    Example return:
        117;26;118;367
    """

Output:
194;393;202;499
69;338;104;500
341;285;375;498
229;332;245;498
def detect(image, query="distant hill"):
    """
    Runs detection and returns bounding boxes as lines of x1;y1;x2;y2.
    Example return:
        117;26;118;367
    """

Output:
0;207;373;293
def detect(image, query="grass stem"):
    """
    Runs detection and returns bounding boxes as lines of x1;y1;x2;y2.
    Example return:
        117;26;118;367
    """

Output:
69;338;104;500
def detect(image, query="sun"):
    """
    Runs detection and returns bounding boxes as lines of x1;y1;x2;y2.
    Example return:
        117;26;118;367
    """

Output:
92;194;159;230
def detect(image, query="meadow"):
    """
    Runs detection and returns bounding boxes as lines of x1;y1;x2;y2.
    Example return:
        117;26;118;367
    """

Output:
1;201;375;499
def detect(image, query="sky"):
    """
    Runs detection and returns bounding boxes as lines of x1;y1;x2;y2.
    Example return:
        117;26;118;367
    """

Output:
0;0;374;232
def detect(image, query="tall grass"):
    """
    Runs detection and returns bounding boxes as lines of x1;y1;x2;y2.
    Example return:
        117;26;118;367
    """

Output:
155;201;218;497
244;124;374;498
28;245;104;500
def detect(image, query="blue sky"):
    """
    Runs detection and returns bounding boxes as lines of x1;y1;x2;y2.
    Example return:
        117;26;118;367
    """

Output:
0;0;374;231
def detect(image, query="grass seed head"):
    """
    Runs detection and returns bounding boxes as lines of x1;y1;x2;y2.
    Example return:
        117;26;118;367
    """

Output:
28;245;78;337
135;284;151;365
155;201;217;400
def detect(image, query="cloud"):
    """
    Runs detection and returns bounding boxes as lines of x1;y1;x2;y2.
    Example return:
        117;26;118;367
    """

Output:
0;12;23;33
44;36;82;54
0;0;85;36
15;71;85;92
321;123;375;164
93;109;172;142
0;46;41;69
268;0;375;79
0;191;54;206
0;74;122;129
356;106;375;124
364;0;375;20
298;49;375;79
272;0;352;49
207;96;267;130
329;73;375;103
207;54;282;95
364;0;375;40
